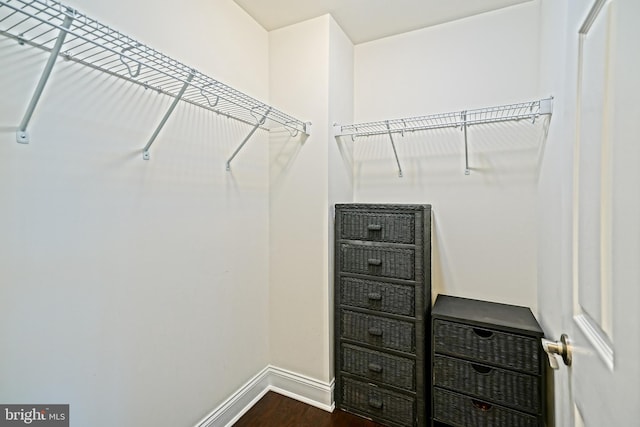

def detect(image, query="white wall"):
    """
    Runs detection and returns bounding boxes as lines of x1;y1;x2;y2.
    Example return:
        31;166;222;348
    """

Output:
328;18;355;378
351;2;544;310
0;1;271;426
268;14;332;384
268;14;354;386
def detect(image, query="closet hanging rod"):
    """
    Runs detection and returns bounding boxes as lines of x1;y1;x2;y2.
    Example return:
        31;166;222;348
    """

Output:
0;0;310;140
334;97;553;138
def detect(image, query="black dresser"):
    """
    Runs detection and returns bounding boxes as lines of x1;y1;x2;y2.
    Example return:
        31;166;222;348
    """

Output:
431;295;546;427
334;204;432;427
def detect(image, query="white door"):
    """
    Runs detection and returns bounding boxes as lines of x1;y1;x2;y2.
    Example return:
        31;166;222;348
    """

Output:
540;0;640;425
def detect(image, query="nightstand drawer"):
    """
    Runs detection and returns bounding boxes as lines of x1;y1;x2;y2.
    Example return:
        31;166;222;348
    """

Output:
340;277;415;317
433;354;540;413
433;388;538;427
340;243;416;280
338;210;416;244
433;319;541;374
342;377;416;427
341;343;416;391
341;310;415;353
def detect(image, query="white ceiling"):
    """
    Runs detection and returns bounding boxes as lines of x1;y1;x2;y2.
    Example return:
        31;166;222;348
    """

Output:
233;0;532;44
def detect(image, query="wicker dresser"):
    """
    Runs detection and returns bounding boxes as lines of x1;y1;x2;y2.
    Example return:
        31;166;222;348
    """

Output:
334;204;432;427
431;295;546;427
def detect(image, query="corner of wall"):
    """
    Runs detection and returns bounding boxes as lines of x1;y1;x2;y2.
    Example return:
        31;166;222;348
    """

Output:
194;366;334;427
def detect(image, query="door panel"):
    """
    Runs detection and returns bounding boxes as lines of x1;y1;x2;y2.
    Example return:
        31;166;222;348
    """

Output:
574;0;613;367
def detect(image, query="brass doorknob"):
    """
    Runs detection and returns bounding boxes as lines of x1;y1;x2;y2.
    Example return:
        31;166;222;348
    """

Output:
541;334;572;369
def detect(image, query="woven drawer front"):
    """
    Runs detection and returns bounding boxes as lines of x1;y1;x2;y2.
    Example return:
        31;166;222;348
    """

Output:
340;244;415;280
339;211;416;244
433;355;540;413
342;344;416;391
341;310;415;353
433;320;540;374
342;377;416;427
341;277;415;317
433;388;538;427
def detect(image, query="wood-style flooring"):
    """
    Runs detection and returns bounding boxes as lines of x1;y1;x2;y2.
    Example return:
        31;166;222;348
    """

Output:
233;391;385;427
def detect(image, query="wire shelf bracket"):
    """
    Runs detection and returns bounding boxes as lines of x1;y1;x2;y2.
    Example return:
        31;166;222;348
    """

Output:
334;97;554;176
0;0;311;165
462;111;470;175
385;120;403;178
15;9;73;144
226;107;271;171
142;70;195;160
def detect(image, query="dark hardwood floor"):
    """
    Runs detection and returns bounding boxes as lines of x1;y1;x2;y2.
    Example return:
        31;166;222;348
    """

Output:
233;391;385;427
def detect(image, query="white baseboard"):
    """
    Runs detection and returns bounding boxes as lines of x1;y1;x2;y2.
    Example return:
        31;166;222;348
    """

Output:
268;366;335;412
194;365;334;427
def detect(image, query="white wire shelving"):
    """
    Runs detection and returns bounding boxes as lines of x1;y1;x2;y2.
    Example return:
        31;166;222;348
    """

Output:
0;0;310;168
334;97;553;176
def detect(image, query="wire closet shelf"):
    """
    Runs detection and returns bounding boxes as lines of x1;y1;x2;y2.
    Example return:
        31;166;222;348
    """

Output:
334;97;553;176
335;98;553;138
0;0;310;164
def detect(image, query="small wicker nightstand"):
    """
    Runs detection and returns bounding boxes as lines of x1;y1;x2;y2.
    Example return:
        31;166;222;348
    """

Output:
431;295;546;427
334;204;432;427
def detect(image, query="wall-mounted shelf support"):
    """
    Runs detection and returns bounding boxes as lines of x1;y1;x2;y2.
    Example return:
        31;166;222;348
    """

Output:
334;97;554;177
143;70;195;160
226;107;271;171
16;11;74;144
385;121;403;178
462;111;470;175
1;0;310;167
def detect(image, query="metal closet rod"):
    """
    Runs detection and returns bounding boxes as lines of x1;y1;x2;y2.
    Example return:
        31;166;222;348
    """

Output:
334;97;554;176
0;0;310;165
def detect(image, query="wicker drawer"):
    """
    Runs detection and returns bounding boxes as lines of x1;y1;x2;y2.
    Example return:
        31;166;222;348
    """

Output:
340;277;415;317
339;210;416;244
433;388;538;427
341;310;415;353
341;343;416;391
433;319;541;374
342;377;416;427
433;354;540;413
340;243;416;280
